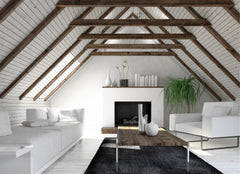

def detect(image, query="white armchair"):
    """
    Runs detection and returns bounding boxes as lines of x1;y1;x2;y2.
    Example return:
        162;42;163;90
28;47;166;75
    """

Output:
169;102;240;150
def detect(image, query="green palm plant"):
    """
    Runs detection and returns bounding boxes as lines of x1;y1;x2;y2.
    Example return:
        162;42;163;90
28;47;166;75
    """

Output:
165;75;204;113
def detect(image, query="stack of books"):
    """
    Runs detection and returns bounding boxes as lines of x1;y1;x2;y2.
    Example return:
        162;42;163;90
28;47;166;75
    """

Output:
135;74;158;87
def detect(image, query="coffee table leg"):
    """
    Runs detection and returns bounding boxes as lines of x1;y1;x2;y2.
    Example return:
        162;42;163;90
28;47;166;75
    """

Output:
187;142;190;172
116;138;118;163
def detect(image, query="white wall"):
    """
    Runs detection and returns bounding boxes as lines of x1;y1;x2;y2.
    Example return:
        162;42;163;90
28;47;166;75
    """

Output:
50;55;214;138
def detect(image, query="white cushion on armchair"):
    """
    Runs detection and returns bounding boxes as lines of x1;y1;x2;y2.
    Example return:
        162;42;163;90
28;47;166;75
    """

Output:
169;102;240;138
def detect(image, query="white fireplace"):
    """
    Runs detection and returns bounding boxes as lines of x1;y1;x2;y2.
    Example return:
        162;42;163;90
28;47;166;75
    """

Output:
101;87;164;127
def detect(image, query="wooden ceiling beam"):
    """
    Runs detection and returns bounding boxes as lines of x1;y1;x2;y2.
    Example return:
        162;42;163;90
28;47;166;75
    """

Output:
43;11;133;101
20;7;116;100
70;19;210;26
0;0;24;24
90;52;177;56
0;7;64;72
135;10;222;101
86;44;184;49
45;12;222;102
56;0;234;7
157;6;237;100
79;34;195;40
185;7;240;62
0;7;94;99
224;7;240;24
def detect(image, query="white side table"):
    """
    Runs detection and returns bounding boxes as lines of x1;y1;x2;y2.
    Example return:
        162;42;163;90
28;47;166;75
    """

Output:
0;144;33;174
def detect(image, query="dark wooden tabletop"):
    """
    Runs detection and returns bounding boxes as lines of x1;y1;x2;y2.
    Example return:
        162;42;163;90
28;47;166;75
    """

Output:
118;129;187;146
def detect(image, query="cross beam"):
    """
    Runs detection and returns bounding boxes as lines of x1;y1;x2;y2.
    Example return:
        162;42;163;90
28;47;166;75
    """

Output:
90;52;177;56
70;19;210;26
57;0;234;7
79;34;195;40
86;44;184;49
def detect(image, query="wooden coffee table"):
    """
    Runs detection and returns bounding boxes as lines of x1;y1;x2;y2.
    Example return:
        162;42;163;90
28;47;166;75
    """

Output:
116;127;190;171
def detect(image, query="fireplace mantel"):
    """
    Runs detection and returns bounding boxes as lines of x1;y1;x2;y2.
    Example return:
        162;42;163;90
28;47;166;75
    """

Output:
101;87;164;127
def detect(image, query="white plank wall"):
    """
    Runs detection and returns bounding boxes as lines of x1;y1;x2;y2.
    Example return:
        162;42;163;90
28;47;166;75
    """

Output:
0;96;49;125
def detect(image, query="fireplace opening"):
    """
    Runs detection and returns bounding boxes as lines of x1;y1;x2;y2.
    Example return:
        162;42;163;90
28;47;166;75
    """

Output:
115;101;151;127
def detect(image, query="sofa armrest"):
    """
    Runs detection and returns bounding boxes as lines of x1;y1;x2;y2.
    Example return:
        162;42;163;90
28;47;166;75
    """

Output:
202;115;240;138
169;113;202;131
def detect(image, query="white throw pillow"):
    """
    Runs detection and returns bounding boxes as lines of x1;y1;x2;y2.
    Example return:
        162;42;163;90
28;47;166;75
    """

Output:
59;108;84;122
26;109;48;122
0;111;12;136
208;106;231;117
47;108;59;122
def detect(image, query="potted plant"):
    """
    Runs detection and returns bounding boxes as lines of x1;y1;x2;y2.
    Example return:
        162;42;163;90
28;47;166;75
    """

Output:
116;60;129;87
164;75;204;113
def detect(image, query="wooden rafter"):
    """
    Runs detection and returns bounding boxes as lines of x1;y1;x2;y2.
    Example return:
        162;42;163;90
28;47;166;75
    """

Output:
0;7;64;72
90;52;177;56
157;6;237;99
79;34;195;40
86;44;184;49
20;7;117;100
70;19;210;26
185;7;240;62
224;7;240;24
133;11;222;101
0;0;24;24
33;7;130;101
44;13;221;102
56;0;234;7
0;7;94;99
139;7;233;101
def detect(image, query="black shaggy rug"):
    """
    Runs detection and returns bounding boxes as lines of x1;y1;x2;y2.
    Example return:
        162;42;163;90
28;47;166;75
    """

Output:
85;138;222;174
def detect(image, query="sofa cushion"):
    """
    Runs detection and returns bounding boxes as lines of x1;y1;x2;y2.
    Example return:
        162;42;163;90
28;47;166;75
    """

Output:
22;120;54;127
59;108;83;122
0;111;12;136
176;122;202;136
47;108;60;122
27;109;47;122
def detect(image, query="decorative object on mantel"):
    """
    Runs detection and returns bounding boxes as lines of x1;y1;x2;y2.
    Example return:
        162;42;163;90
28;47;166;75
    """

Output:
165;74;204;113
116;60;129;87
145;122;159;136
138;104;147;134
111;78;118;87
135;74;158;87
104;69;112;87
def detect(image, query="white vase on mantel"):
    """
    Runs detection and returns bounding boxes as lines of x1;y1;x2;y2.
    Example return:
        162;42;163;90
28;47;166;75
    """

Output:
105;69;112;87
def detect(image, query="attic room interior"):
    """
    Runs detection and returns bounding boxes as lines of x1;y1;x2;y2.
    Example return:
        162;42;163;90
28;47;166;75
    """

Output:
0;0;239;174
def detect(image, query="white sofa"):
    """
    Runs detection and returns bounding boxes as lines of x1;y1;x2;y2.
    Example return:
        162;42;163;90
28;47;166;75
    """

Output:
0;108;84;174
169;102;240;150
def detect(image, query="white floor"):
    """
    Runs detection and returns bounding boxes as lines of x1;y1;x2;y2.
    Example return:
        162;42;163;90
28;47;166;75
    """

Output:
43;134;240;174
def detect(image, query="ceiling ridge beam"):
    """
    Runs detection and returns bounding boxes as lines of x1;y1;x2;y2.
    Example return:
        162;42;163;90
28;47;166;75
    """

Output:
43;11;134;101
90;52;177;56
0;0;24;24
86;44;184;49
185;7;240;62
157;6;237;99
224;6;240;24
44;13;221;102
20;7;116;100
78;33;196;40
0;7;94;99
70;19;211;26
56;0;234;7
139;8;226;101
0;7;64;72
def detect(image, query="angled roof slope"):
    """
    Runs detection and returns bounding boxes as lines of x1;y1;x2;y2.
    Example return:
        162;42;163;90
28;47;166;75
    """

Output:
0;0;239;111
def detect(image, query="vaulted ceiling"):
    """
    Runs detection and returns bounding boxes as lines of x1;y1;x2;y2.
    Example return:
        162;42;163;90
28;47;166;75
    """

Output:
0;0;239;104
